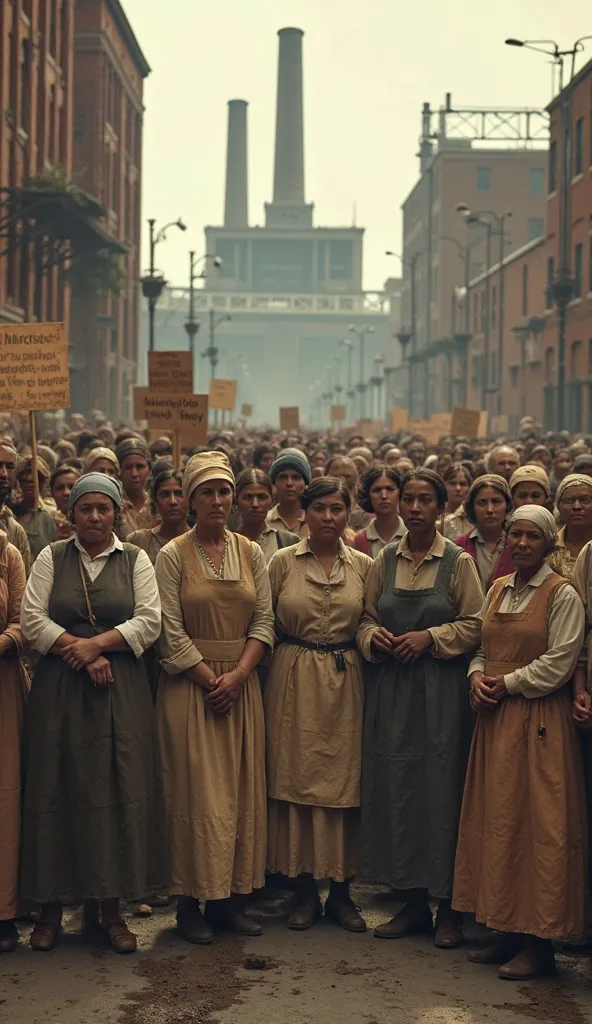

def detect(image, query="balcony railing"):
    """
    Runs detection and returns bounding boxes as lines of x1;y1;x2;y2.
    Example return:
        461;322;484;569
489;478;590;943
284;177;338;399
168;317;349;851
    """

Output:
154;287;389;317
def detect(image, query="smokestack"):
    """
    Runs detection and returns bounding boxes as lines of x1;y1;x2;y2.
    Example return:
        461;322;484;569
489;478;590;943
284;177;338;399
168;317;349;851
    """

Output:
272;27;305;204
224;99;248;227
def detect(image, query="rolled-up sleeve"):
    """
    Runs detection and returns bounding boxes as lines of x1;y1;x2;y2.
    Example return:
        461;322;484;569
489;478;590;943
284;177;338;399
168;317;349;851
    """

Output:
155;542;202;675
467;591;492;677
20;544;65;653
356;548;387;662
505;583;585;697
428;551;482;658
115;548;161;656
246;542;274;650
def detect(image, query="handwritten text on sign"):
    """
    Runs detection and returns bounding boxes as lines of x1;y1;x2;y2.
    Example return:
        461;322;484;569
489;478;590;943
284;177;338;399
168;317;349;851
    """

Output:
147;351;193;393
0;323;70;411
209;378;237;411
133;390;209;445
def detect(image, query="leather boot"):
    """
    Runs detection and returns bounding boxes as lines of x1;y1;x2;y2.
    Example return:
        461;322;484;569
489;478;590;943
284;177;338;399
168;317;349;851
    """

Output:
0;920;19;953
324;880;367;934
434;902;463;949
498;937;556;981
467;933;521;965
30;903;62;951
176;897;213;945
205;897;263;937
374;900;433;939
288;875;322;931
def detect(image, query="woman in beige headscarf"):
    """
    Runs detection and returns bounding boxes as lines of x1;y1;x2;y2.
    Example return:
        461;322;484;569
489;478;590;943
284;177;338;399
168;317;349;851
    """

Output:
453;505;587;981
83;447;120;478
548;473;592;579
155;452;274;944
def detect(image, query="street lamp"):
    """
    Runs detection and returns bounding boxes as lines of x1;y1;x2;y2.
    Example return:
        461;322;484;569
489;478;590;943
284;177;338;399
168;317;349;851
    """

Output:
386;250;421;414
340;338;355;421
184;252;222;357
369;354;385;421
349;324;376;419
141;217;186;352
203;310;232;381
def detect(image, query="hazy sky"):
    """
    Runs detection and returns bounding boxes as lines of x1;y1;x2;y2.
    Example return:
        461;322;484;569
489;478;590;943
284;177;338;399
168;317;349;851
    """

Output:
123;0;587;291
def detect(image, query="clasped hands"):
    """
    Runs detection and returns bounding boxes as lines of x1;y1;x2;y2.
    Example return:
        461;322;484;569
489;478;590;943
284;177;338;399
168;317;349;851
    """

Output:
62;636;113;687
469;671;508;712
371;627;432;664
573;690;592;732
202;667;246;716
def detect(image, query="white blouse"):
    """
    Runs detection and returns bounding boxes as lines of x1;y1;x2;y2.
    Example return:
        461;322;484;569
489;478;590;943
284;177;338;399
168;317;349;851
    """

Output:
21;534;162;657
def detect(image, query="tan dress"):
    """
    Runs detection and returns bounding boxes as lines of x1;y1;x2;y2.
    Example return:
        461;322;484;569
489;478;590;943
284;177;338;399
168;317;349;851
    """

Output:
127;526;189;566
453;570;587;939
118;494;159;541
0;537;26;919
155;530;274;900
266;540;372;881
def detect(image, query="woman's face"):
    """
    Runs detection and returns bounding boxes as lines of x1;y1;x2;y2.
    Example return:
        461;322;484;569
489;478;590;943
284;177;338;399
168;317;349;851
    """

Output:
237;483;273;528
407;441;426;466
473;486;507;532
531;448;552;471
446;472;470;510
512;483;548;508
394;458;414;476
384;448;402;466
191;478;234;527
507;520;548;570
156;478;188;525
436;454;453;477
400;479;442;532
330;461;358;495
73;492;115;546
258;451;275;474
311;452;326;469
51;471;78;516
305;492;349;541
558;485;592;533
121;455;149;494
553;452;573;479
369;474;399;517
19;471;36;503
90;457;118;478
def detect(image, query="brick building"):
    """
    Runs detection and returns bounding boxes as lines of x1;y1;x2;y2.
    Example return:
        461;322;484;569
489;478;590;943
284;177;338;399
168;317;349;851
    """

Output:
465;57;592;433
70;0;149;420
0;0;75;325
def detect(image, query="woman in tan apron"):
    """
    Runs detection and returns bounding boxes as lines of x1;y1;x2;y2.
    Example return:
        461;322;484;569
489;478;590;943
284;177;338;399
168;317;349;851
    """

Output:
453;505;587;981
156;451;274;944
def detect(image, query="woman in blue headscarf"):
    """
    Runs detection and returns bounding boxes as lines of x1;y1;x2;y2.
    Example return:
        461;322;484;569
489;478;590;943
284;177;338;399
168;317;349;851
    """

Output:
20;473;168;954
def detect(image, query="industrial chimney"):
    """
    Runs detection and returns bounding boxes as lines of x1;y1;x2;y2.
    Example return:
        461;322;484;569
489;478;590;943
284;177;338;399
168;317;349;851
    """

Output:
224;99;249;228
273;27;305;206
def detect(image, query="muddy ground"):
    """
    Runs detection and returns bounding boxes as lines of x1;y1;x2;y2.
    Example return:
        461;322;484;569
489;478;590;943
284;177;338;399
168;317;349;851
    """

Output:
1;885;591;1024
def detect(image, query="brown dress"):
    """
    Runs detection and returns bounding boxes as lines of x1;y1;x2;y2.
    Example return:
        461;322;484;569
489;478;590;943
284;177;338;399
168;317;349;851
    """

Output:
453;572;588;939
156;531;274;901
0;537;27;920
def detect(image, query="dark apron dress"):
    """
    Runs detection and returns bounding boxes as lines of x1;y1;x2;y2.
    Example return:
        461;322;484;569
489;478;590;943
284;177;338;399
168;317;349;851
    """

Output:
361;540;473;900
21;538;169;903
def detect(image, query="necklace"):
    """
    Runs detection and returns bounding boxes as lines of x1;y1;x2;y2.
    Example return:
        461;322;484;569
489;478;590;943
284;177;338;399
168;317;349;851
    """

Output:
196;533;228;579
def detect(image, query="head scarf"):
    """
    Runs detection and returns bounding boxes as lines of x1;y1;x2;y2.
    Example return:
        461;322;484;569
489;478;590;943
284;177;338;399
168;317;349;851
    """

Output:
37;445;58;472
182;451;235;500
555;473;592;509
115;437;151;467
509;464;550;497
348;446;374;463
572;454;592;474
506;504;557;549
68;472;123;513
269;447;312;485
468;473;511;501
83;447;120;474
15;456;51;484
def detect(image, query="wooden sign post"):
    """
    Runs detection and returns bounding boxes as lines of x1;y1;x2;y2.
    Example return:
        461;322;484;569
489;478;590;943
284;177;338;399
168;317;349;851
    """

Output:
0;322;70;506
147;351;194;467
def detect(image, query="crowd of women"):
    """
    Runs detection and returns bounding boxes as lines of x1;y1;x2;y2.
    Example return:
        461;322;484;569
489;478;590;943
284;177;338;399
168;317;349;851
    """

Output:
1;411;592;984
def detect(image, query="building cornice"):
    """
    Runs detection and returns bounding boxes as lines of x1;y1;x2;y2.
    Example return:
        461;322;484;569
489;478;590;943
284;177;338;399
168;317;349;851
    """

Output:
105;0;150;78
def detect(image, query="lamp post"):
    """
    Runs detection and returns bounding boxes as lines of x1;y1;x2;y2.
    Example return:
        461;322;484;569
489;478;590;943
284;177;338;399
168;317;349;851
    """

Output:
204;310;232;382
369;354;385;420
340;338;355;422
349;324;376;419
184;252;222;370
386;250;421;415
141;217;186;352
505;36;592;428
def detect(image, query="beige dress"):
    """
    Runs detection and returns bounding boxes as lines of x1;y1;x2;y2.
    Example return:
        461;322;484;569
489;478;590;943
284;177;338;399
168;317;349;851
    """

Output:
266;540;372;881
156;530;274;900
267;504;309;539
118;494;159;541
0;537;26;919
127;526;189;566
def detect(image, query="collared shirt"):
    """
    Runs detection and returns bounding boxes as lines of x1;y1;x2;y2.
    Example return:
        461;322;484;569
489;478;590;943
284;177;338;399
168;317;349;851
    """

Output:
364;516;406;559
546;526;580;580
267;503;309;539
469;562;584;698
442;505;471;541
255;524;299;564
21;534;161;657
469;527;506;591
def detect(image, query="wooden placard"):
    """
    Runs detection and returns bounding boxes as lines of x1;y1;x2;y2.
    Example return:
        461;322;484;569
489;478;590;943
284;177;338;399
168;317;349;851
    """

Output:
330;404;346;423
0;322;70;410
478;410;489;437
492;413;508;434
390;407;409;432
430;412;452;433
450;407;482;437
209;378;237;411
279;406;300;431
148;350;193;393
241;403;253;417
133;389;209;445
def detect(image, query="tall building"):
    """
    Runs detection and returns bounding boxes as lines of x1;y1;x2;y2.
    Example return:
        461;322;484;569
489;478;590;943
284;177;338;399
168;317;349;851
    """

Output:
400;96;548;416
0;0;75;325
142;28;390;426
70;0;150;420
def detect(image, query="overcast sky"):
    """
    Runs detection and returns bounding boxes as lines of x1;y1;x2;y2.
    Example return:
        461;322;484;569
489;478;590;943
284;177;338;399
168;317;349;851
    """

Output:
122;0;587;291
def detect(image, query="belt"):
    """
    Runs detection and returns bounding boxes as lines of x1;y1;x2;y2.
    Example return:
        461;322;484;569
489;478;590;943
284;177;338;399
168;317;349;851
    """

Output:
280;635;357;672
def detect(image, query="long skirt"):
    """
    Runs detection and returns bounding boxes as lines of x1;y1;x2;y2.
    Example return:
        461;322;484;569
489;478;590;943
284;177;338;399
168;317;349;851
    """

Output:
453;689;588;939
267;799;359;881
0;660;26;919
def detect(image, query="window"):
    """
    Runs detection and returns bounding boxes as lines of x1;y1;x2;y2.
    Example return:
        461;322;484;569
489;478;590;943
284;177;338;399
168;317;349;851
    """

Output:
549;140;557;193
530;168;545;195
574;243;584;298
476;167;491;192
575;116;584;176
546;256;555;308
528;217;545;241
522;264;528;316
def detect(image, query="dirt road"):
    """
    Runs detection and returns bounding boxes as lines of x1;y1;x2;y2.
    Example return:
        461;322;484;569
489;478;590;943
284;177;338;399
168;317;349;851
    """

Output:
1;885;590;1024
